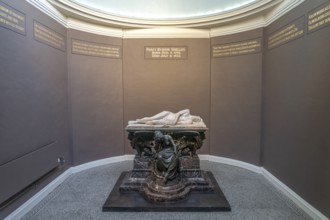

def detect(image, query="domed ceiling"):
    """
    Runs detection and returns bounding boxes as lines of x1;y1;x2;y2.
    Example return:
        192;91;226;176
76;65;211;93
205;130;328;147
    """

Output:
47;0;286;28
69;0;257;20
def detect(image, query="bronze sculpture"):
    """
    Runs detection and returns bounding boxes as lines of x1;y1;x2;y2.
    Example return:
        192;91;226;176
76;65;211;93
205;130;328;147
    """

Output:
119;110;215;202
153;131;179;183
103;110;231;211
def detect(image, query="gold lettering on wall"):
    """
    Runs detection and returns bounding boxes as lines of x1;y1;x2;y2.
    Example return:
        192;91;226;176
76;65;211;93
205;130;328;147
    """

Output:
308;2;330;33
212;38;261;58
145;47;187;60
72;39;121;59
0;2;25;35
34;21;66;51
267;16;304;49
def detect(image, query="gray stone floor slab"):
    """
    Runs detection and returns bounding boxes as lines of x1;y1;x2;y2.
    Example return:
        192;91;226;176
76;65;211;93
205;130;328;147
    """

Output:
21;160;311;220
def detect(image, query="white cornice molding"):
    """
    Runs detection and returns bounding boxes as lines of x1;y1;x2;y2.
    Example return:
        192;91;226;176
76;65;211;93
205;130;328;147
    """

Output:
264;0;305;25
123;28;210;39
67;18;123;38
26;0;67;26
26;0;306;38
210;15;264;37
210;0;305;37
47;0;282;28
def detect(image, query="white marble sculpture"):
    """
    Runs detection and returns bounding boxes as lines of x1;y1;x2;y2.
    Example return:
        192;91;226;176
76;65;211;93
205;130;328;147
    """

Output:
127;109;206;128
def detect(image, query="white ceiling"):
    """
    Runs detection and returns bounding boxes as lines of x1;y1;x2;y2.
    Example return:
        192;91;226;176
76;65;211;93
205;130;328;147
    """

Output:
70;0;257;20
48;0;288;28
27;0;305;37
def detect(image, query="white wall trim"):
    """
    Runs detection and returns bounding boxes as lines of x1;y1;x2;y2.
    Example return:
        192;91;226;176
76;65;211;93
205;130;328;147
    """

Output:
4;155;134;220
26;0;67;26
4;169;72;220
73;155;135;173
66;18;123;38
199;154;262;174
71;155;133;173
210;0;305;37
123;28;210;39
26;0;306;38
47;0;281;28
261;168;329;220
264;0;305;26
6;155;328;220
210;15;265;37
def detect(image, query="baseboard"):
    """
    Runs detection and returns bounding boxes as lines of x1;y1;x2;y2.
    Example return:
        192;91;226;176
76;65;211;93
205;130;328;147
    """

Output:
4;155;134;220
4;168;72;220
261;168;329;220
199;155;328;220
71;155;134;174
199;154;262;174
5;154;328;220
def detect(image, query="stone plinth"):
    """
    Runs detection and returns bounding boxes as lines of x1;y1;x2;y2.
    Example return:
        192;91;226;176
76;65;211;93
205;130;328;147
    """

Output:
103;126;230;211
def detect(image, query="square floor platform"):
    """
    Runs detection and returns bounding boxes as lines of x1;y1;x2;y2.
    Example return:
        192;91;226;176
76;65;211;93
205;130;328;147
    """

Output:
103;171;231;212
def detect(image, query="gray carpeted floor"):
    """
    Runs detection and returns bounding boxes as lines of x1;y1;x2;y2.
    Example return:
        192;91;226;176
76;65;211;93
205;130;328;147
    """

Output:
22;160;311;220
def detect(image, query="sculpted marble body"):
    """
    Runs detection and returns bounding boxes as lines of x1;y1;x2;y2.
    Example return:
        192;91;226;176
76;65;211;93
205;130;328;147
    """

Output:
127;109;206;128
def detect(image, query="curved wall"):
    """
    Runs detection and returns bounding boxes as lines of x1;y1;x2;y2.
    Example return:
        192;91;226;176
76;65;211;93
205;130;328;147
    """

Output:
210;28;263;165
0;0;329;218
67;29;124;165
0;0;71;218
262;0;330;217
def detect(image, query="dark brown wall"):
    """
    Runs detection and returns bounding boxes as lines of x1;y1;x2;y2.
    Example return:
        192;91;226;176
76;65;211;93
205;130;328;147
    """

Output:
1;0;329;218
210;29;263;165
123;38;211;154
262;0;330;217
67;30;124;165
0;0;71;218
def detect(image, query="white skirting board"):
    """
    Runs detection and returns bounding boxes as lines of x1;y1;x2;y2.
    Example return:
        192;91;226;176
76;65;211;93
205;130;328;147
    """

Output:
4;168;72;220
199;155;262;174
5;155;329;220
261;168;328;220
4;155;133;220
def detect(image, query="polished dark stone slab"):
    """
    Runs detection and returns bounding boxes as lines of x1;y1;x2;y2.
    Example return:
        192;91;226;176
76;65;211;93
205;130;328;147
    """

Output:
103;171;231;212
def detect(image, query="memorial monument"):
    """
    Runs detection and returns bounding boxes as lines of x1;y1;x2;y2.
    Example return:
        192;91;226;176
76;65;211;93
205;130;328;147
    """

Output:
103;110;230;211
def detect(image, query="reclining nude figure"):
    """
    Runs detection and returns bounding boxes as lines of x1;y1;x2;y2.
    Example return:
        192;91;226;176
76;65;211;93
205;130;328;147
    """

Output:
128;109;206;127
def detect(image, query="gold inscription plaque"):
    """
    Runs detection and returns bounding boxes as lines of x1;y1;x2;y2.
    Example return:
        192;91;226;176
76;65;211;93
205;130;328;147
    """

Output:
72;39;121;59
212;38;261;58
0;2;25;35
308;2;330;33
145;47;187;60
267;16;304;49
34;21;66;51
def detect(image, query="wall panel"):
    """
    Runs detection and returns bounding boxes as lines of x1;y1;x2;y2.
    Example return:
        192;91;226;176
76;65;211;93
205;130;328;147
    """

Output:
262;0;330;217
0;0;71;218
123;38;211;155
210;29;263;165
67;30;124;165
